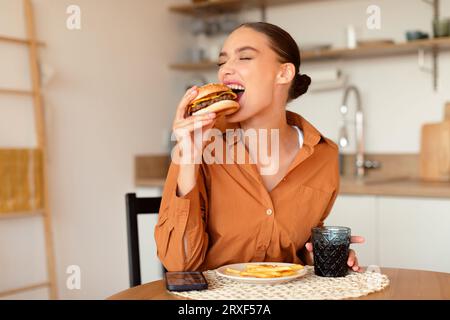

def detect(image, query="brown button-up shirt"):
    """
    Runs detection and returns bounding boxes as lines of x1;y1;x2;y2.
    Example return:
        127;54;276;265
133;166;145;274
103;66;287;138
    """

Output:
154;110;340;271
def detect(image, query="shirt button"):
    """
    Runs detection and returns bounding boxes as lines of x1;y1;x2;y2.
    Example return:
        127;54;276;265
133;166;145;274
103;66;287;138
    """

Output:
266;208;273;216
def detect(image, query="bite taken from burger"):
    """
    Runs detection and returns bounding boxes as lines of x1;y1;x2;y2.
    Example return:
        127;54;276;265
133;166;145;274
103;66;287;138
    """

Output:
186;83;241;117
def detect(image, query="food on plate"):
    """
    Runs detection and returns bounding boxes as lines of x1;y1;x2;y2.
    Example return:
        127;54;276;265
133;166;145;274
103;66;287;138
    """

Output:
186;83;240;117
224;268;241;275
225;263;304;278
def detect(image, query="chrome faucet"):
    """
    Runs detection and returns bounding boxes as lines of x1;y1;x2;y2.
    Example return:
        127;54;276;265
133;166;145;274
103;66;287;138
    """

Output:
339;85;379;178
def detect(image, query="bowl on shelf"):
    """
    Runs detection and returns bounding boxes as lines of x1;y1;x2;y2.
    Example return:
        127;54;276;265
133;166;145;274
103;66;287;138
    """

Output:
405;30;429;41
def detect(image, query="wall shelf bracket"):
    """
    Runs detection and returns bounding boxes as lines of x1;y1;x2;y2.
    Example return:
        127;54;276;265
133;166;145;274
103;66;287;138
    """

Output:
420;0;439;91
417;47;438;92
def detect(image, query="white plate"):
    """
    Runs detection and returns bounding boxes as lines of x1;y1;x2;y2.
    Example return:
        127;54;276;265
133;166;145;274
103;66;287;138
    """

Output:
215;262;307;285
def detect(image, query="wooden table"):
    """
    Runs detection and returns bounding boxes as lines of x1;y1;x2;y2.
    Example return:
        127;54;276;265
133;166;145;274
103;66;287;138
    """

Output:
109;268;450;300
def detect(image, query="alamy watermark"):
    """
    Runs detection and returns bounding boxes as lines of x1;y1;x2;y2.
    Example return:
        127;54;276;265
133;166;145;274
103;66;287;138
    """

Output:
66;265;81;290
171;124;280;176
365;264;383;290
66;5;81;30
367;5;381;30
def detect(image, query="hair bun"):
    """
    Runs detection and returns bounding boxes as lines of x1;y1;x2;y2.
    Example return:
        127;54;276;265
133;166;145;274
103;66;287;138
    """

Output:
289;73;311;100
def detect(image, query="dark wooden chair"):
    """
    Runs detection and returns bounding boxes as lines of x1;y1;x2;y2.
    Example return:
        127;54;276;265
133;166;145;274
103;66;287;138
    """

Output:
125;193;164;287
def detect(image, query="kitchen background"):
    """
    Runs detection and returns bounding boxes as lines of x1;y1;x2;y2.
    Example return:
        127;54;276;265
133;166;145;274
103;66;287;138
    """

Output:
0;0;449;299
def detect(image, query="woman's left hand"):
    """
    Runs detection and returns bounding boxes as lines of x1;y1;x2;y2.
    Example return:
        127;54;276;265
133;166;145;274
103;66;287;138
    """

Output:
304;236;365;272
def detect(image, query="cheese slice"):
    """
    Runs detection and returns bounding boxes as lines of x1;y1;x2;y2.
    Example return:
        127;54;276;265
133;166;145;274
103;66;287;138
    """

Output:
190;90;237;106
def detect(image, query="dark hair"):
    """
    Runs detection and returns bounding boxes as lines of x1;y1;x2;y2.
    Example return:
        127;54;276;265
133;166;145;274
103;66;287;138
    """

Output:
236;22;311;101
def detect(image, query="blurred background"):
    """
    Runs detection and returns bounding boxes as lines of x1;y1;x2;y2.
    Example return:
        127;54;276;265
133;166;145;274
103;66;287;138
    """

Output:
0;0;449;299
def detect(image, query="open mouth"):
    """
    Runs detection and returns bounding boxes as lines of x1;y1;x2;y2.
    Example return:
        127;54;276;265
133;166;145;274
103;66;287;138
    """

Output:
227;84;245;102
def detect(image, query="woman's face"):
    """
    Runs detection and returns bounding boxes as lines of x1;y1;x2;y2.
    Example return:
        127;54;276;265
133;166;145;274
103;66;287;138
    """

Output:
218;27;284;123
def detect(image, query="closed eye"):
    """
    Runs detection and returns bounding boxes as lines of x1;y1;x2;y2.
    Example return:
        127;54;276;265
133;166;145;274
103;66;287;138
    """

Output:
217;57;252;67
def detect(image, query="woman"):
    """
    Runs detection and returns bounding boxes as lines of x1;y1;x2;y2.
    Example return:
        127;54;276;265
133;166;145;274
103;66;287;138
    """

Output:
155;22;364;272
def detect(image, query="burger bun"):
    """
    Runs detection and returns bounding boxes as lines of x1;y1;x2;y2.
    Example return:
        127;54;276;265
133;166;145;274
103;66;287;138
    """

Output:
194;83;231;100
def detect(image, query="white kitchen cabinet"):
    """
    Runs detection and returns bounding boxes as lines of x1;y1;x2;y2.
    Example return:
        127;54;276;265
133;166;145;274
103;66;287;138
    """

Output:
378;197;450;273
330;194;450;273
326;195;378;267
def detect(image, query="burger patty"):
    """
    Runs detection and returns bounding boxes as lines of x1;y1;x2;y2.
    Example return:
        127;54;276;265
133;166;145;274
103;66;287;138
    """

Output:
189;93;236;114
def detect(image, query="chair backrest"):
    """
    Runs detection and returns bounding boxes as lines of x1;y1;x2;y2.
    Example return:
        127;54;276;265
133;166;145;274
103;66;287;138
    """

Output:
125;193;162;287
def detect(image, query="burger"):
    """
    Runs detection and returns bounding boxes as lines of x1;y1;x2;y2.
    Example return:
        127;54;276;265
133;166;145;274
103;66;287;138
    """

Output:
186;83;240;117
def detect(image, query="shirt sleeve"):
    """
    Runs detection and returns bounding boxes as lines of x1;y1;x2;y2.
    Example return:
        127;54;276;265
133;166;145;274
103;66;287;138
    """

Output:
154;161;209;271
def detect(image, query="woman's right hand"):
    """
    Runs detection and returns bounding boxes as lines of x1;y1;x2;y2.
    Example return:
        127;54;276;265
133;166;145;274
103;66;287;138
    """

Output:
172;86;217;165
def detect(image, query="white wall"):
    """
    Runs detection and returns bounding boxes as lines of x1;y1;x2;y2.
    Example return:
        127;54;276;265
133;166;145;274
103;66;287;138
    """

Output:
0;0;190;299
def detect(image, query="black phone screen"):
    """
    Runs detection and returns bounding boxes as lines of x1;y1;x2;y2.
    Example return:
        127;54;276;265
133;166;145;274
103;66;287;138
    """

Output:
165;271;208;292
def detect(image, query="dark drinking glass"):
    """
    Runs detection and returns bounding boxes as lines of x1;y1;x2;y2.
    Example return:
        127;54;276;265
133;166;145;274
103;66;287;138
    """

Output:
312;226;351;277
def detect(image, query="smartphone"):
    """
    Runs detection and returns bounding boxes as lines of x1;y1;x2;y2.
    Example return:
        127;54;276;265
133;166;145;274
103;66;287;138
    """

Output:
165;271;208;292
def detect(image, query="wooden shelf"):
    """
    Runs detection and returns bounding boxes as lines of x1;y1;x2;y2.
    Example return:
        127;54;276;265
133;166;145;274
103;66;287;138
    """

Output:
168;0;443;89
0;35;45;47
0;88;34;96
169;37;450;70
169;0;331;16
301;37;450;61
0;210;44;219
0;282;49;298
169;0;243;15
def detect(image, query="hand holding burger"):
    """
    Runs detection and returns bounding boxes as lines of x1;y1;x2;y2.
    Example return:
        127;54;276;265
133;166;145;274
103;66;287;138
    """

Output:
173;82;241;137
185;83;240;117
172;84;240;196
172;83;241;160
173;82;241;149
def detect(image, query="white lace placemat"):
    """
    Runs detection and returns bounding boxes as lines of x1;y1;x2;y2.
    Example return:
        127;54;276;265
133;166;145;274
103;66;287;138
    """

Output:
170;266;389;300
